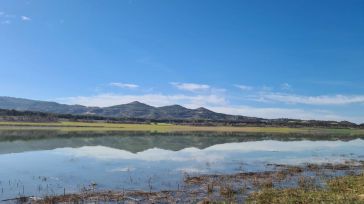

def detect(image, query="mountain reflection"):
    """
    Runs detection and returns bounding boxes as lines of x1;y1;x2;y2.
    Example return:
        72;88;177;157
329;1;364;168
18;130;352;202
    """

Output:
1;130;364;154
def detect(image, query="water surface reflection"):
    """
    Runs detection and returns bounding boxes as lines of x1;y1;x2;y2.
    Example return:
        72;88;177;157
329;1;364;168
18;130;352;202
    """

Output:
0;131;363;200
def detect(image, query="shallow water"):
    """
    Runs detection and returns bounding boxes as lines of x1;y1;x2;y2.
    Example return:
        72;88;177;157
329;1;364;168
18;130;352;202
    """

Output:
0;131;364;200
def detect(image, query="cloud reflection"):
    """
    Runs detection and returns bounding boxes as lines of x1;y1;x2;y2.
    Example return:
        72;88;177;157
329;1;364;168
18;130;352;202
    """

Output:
53;139;364;164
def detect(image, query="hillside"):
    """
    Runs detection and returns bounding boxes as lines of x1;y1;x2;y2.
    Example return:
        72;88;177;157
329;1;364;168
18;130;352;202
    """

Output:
0;96;360;128
0;96;253;121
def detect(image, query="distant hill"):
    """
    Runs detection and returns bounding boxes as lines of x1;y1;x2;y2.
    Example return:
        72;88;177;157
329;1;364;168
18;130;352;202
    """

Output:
0;96;90;115
0;96;254;121
0;96;360;127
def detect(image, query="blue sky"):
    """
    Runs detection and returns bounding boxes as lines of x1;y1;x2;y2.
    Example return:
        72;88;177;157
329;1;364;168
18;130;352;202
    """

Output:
0;0;363;123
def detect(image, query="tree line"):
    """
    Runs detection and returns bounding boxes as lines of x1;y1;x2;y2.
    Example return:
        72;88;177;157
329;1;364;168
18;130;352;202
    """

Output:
0;108;362;128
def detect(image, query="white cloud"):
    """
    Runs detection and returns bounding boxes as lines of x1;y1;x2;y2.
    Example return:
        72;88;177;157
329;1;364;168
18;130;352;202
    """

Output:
5;14;16;18
235;84;253;91
21;16;31;21
1;20;11;24
261;85;273;91
56;93;364;123
256;93;364;105
0;13;31;24
280;83;291;90
54;83;364;123
109;82;139;89
171;82;210;92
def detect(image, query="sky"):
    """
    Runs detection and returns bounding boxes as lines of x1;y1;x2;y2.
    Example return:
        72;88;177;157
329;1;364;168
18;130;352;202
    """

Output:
0;0;363;123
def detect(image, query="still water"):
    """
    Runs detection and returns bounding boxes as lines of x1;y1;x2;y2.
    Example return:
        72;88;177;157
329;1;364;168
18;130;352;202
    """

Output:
0;130;364;200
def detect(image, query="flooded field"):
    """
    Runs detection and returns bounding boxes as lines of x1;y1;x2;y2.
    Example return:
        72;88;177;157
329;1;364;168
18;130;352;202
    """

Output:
0;130;364;203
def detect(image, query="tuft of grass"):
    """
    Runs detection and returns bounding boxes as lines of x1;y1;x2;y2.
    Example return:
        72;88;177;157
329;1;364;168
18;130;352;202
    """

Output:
219;185;236;200
246;173;364;204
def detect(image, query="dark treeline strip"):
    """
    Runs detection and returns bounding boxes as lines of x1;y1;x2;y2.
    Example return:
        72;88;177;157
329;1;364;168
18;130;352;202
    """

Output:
0;108;363;128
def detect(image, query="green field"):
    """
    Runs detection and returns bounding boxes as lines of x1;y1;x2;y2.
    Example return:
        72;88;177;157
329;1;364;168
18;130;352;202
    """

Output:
0;121;363;135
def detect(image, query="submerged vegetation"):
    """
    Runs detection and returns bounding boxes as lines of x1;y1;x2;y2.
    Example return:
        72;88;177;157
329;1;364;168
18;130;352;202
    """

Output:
11;162;364;204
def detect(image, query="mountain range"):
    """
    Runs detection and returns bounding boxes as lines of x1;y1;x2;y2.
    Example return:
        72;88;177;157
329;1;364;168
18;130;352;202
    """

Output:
0;96;255;121
0;96;359;127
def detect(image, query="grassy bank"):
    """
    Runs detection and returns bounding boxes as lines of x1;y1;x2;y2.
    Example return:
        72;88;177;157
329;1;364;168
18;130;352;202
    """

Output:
0;121;363;134
246;173;364;204
0;121;364;134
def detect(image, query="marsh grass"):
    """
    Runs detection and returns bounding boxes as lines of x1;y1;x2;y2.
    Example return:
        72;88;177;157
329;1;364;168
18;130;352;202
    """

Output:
246;173;364;204
18;162;364;204
183;162;364;203
1;121;364;135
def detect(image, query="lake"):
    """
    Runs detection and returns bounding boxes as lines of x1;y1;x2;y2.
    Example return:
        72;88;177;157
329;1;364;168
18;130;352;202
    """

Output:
1;130;364;200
